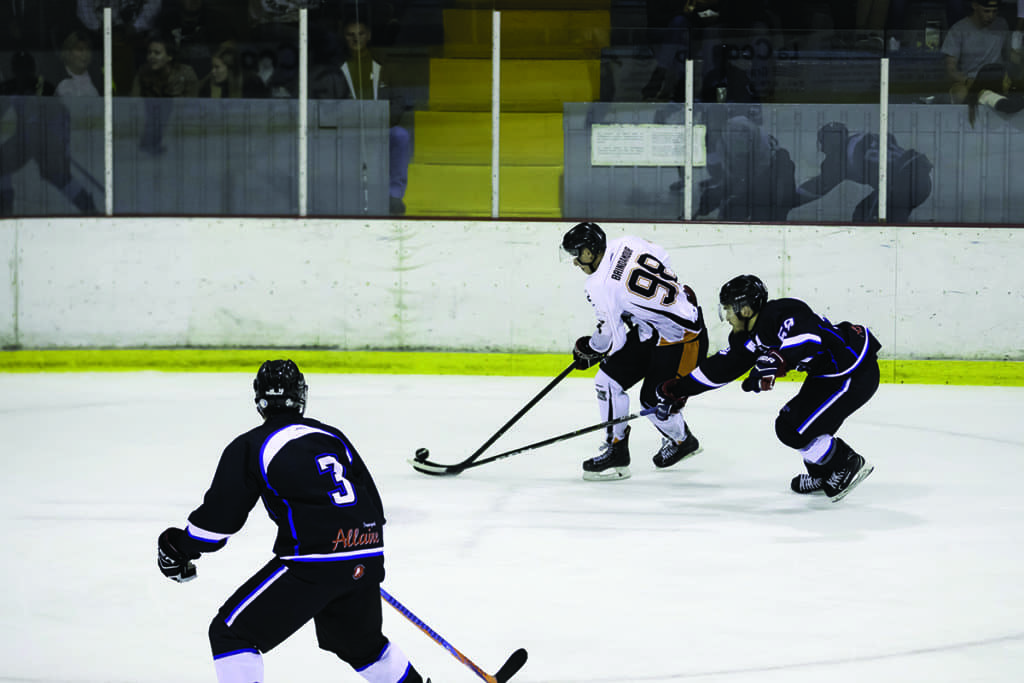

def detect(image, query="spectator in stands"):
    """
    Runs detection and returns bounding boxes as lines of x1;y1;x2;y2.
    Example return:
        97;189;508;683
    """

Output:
964;61;1024;124
942;0;1013;102
310;17;412;215
793;121;933;222
131;31;199;97
694;108;796;221
77;0;164;95
55;29;102;97
131;31;198;155
0;51;100;216
197;42;269;98
642;0;778;103
158;0;235;78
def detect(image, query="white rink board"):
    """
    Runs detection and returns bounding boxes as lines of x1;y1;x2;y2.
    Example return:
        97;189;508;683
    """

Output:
1;218;1021;359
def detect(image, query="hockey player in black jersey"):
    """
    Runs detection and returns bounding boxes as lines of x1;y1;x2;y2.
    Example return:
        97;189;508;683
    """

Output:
655;275;880;502
156;359;430;683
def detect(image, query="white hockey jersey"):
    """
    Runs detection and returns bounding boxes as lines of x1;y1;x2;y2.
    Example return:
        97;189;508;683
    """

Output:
584;235;701;356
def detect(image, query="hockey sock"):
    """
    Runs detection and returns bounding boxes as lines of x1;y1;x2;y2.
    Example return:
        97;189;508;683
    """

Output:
357;642;421;683
595;369;630;442
213;649;263;683
649;413;688;443
800;434;835;476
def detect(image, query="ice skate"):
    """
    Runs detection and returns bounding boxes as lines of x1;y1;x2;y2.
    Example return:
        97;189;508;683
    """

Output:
790;473;824;494
823;440;874;502
583;426;631;481
652;429;702;469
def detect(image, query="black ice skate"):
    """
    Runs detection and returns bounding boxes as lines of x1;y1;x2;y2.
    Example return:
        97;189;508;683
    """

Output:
790;473;824;494
583;426;631;481
652;429;702;469
822;439;874;502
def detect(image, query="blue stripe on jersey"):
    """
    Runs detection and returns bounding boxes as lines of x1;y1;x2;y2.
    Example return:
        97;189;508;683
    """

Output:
259;424;348;556
281;547;384;561
186;522;231;545
779;332;821;350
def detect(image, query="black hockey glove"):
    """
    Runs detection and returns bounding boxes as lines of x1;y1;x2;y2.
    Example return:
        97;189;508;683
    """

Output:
572;336;606;370
742;350;788;393
158;527;200;583
655;377;689;420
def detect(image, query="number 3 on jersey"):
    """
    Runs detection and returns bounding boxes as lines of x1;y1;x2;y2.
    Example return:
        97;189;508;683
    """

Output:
627;253;679;305
317;453;357;506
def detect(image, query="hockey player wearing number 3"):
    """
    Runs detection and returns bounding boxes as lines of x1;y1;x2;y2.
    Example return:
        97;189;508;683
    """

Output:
656;275;880;502
156;360;431;683
563;222;709;481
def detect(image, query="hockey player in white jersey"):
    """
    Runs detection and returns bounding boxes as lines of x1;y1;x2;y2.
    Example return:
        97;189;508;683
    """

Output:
562;222;709;481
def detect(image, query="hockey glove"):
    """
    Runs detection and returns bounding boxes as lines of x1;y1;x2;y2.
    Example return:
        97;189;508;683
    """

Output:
741;350;788;393
572;336;606;370
158;527;200;583
655;377;689;420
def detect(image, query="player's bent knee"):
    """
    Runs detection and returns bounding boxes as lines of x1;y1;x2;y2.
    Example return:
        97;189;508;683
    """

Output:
774;413;813;450
321;632;389;669
209;615;256;656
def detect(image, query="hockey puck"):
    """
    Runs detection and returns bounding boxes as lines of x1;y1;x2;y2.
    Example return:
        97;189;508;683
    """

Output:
414;448;430;462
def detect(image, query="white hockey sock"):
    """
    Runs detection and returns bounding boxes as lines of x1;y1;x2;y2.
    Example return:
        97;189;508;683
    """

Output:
595;370;630;441
800;434;835;467
649;411;687;442
213;649;263;683
357;642;415;683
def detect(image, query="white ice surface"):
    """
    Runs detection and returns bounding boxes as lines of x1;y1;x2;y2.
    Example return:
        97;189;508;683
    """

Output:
1;372;1023;683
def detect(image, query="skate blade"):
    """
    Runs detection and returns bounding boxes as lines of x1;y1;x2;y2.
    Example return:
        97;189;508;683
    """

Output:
653;444;704;469
829;461;874;503
582;466;631;481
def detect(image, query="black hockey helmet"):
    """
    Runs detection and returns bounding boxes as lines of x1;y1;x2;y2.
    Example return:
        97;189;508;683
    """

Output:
719;274;768;320
817;121;849;153
254;359;308;418
561;222;606;258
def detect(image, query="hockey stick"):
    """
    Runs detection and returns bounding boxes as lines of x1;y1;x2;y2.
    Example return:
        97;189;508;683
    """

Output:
380;587;528;683
409;406;657;475
409;360;577;475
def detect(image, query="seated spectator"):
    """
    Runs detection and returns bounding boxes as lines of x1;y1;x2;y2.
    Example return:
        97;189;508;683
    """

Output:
197;42;269;98
77;0;164;94
695;109;796;221
55;29;102;97
965;61;1024;124
0;51;100;216
0;51;55;96
159;0;235;77
131;31;198;98
131;31;198;155
942;0;1012;102
310;17;412;215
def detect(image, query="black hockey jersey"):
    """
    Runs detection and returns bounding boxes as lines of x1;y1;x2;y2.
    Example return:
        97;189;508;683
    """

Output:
179;414;386;562
677;297;881;394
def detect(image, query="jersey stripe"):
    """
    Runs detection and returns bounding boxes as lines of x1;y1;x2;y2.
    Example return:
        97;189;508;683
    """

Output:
280;548;385;561
224;565;289;627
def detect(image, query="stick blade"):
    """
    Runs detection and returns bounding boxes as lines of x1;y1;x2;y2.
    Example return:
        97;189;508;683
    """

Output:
494;648;528;683
407;458;463;476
